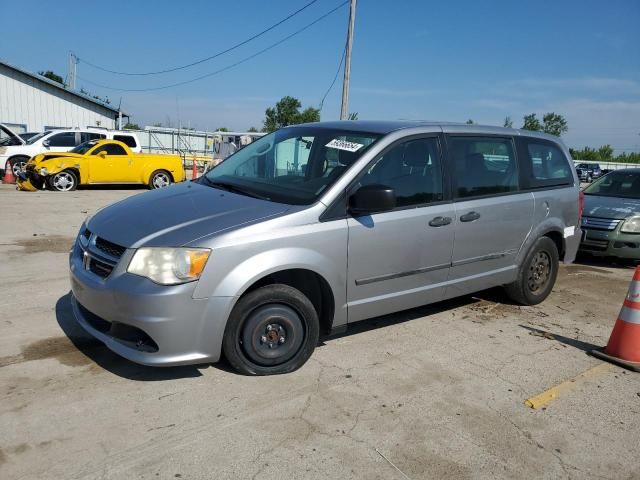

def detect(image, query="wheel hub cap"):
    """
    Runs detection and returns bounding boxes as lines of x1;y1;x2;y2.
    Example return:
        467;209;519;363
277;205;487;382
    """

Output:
54;173;73;191
154;174;169;188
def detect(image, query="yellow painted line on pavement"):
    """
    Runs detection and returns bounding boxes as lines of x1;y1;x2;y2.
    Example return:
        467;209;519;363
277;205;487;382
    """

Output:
524;362;612;409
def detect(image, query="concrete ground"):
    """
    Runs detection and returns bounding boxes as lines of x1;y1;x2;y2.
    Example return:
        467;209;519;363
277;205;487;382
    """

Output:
1;183;639;480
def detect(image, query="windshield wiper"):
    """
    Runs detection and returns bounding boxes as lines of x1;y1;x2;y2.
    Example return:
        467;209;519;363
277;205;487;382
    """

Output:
201;177;271;201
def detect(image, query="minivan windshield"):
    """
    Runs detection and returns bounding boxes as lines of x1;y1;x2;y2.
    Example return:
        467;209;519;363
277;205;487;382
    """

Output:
25;132;49;145
583;171;640;199
203;126;381;205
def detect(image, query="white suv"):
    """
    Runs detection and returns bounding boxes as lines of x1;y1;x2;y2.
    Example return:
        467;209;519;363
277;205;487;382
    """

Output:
0;126;141;176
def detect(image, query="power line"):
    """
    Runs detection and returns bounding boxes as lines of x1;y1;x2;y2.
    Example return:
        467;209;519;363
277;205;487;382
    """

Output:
319;41;346;111
78;0;321;76
77;1;348;92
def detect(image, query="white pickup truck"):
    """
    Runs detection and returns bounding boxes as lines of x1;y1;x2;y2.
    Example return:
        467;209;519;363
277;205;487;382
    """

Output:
0;124;141;177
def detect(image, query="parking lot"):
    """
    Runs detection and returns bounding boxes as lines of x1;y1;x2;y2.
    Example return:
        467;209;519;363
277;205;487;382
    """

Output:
1;184;639;480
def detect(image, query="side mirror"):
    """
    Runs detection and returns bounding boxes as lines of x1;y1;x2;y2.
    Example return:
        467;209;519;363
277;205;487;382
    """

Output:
349;184;396;216
98;151;107;158
42;140;50;148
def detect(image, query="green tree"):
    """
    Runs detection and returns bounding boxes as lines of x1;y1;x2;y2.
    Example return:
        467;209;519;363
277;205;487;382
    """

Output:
123;122;140;130
570;146;598;160
216;127;229;132
569;144;640;163
247;127;259;132
597;144;614;161
522;112;568;136
522;113;542;131
541;112;568;137
263;96;320;132
298;107;321;124
465;119;475;124
39;70;65;86
503;116;513;128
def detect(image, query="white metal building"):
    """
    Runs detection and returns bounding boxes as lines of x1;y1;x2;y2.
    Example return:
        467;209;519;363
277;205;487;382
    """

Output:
0;60;126;133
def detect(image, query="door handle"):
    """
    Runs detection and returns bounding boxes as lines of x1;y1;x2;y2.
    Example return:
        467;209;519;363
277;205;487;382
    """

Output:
460;211;480;222
429;216;452;227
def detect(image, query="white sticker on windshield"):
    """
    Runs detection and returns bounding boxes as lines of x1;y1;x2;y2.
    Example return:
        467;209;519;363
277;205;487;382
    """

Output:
325;139;364;152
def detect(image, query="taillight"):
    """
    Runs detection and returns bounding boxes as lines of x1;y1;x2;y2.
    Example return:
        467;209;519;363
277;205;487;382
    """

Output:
578;190;585;221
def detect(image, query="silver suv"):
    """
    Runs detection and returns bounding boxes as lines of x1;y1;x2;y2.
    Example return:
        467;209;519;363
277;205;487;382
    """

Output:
70;121;582;375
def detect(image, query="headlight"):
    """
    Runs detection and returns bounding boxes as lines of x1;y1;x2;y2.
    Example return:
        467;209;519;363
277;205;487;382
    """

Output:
621;216;640;234
127;247;211;285
39;167;48;176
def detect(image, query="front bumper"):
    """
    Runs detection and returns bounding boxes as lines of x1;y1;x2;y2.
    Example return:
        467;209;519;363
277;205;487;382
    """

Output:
69;239;235;366
579;227;640;259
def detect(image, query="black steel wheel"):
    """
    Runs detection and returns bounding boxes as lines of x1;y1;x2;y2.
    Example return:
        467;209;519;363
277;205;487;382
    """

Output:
222;284;319;375
527;251;551;294
504;236;559;305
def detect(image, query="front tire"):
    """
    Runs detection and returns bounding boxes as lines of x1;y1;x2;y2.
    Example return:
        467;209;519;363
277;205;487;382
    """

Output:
504;236;559;306
47;170;78;192
222;284;319;375
10;156;30;177
149;170;172;189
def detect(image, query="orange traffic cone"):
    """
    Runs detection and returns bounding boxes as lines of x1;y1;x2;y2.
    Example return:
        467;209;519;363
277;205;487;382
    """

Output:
191;156;198;180
2;162;16;184
591;266;640;372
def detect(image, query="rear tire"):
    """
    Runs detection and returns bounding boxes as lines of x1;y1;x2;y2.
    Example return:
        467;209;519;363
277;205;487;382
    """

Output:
149;170;172;189
222;284;319;375
504;236;559;306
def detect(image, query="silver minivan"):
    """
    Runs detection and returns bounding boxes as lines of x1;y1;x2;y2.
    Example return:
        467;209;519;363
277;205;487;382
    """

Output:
70;121;582;375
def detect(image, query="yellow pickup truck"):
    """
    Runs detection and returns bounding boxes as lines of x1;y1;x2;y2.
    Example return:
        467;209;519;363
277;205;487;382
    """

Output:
19;139;185;191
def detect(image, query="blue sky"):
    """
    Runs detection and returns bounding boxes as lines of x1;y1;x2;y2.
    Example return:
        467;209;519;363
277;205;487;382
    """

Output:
3;0;639;151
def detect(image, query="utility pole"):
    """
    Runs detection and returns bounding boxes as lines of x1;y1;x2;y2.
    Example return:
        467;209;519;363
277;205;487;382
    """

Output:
68;52;77;91
340;0;356;120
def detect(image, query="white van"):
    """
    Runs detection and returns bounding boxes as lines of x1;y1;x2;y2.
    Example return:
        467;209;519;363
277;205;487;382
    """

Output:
0;126;141;176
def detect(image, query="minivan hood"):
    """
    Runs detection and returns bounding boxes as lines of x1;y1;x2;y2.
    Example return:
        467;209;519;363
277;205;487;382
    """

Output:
87;182;291;248
0;124;25;146
583;195;640;220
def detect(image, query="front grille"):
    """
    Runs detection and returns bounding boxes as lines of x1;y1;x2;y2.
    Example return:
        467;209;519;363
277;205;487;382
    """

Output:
89;258;114;278
581;216;621;231
581;238;609;251
77;230;124;279
95;237;126;259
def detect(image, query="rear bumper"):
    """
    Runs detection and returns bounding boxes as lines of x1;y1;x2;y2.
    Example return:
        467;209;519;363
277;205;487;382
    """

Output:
69;241;236;366
579;228;640;259
564;228;582;263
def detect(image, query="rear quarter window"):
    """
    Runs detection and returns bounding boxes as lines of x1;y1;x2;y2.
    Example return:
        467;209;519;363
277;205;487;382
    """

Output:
113;135;138;148
518;138;573;188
